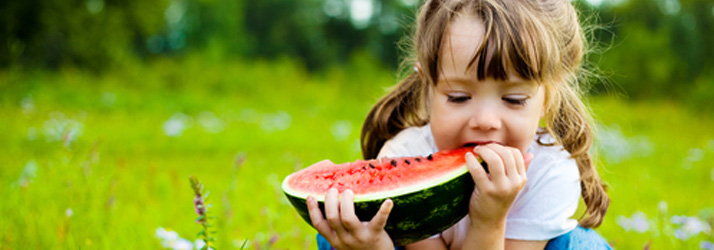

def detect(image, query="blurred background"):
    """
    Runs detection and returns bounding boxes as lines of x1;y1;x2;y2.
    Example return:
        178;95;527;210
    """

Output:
1;0;713;249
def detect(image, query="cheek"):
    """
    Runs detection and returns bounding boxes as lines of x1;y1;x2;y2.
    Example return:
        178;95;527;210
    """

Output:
428;99;461;150
514;100;546;151
507;117;538;152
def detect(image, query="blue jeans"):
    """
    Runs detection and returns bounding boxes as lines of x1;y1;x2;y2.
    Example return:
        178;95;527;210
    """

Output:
317;226;612;250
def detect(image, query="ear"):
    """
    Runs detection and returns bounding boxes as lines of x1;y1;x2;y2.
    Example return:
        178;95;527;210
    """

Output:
414;62;425;81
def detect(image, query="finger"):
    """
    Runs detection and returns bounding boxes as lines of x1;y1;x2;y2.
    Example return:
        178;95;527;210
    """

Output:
466;152;490;190
368;199;393;232
324;188;348;236
489;144;516;177
475;145;505;182
509;148;525;177
340;189;362;231
307;195;335;238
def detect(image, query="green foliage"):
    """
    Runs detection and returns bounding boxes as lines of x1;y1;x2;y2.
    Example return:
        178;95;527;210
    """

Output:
580;0;714;110
1;56;713;249
3;0;713;108
0;0;169;70
0;53;394;249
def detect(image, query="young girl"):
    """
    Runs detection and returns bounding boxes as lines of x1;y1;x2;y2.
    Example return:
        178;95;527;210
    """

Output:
306;0;610;249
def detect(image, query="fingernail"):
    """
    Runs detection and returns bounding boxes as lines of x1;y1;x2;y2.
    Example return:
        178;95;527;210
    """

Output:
465;152;473;157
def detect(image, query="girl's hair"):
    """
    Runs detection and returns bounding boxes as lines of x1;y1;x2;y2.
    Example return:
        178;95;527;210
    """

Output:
361;0;609;228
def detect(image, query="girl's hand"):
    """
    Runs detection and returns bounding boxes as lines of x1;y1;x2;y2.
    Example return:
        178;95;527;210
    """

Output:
307;188;395;250
466;144;534;226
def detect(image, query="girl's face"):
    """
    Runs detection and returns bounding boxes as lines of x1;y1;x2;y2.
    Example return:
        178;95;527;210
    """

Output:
429;13;546;153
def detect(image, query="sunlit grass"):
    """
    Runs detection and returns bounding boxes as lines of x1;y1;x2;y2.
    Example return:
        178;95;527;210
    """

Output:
1;54;713;249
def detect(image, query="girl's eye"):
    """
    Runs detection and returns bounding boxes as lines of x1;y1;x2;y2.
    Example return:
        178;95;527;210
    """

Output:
503;96;528;105
447;94;471;103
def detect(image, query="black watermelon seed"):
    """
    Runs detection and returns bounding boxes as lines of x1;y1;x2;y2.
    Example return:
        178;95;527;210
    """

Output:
427;154;433;161
415;158;421;162
404;159;410;165
390;160;397;167
362;166;366;170
369;163;375;169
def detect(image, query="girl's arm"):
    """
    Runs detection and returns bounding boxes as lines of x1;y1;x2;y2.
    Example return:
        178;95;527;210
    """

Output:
404;237;448;250
462;144;533;250
307;188;395;250
505;239;547;249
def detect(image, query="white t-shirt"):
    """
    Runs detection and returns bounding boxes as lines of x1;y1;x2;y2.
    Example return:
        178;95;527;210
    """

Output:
377;125;580;241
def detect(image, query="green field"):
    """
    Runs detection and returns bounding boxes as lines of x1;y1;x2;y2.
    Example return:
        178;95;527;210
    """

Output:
2;55;713;249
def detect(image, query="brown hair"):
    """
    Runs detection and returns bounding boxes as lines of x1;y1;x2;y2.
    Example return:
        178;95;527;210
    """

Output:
360;0;609;228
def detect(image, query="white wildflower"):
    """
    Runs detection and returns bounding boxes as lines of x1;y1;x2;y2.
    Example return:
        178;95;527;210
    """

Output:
658;201;668;215
596;124;654;164
163;112;193;137
671;215;711;240
42;112;84;145
197;111;224;134
194;239;215;250
155;227;193;250
682;148;704;169
260;111;291;132
330;120;353;141
21;95;35;115
616;211;650;233
12;160;38;188
173;238;193;250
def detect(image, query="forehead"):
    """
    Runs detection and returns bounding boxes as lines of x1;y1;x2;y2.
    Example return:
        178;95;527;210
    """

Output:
439;13;485;81
438;13;533;85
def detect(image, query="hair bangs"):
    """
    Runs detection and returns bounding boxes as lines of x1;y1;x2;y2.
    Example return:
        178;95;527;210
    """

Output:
466;2;552;84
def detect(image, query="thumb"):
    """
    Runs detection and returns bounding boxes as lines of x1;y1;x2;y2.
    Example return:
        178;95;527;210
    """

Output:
369;199;393;232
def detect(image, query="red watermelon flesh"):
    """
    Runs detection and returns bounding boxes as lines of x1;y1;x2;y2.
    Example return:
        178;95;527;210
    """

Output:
283;147;472;200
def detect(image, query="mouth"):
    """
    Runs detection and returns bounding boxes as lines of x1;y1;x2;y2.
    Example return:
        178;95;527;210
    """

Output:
461;141;498;148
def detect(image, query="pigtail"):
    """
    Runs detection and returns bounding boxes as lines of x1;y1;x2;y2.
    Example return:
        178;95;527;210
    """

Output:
544;84;610;228
360;0;450;160
360;72;428;160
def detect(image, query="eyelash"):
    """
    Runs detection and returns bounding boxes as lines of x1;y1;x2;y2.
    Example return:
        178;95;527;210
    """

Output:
503;97;527;106
447;95;528;106
447;95;471;103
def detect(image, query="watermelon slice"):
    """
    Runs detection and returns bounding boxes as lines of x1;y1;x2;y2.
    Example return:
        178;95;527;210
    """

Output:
282;147;477;246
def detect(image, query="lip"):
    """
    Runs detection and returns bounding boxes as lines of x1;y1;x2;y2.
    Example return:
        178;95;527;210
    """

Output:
461;141;499;148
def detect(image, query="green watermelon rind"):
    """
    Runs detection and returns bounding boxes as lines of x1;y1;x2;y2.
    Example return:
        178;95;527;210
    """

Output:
283;165;475;246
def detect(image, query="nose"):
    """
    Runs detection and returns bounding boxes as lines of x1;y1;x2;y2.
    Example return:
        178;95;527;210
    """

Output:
467;103;501;131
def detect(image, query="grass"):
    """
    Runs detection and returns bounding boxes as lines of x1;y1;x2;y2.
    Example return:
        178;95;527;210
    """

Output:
1;53;713;249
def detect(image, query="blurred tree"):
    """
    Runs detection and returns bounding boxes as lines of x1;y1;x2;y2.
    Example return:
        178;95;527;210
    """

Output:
0;0;169;71
1;0;712;110
237;0;417;70
582;0;714;106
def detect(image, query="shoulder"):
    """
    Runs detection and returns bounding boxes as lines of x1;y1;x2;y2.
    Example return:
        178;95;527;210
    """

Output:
505;133;581;241
377;124;438;158
527;134;579;181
